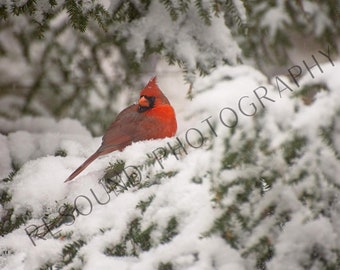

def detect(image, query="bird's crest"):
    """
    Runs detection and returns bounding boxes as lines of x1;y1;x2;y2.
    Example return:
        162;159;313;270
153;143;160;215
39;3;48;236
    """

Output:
140;76;170;105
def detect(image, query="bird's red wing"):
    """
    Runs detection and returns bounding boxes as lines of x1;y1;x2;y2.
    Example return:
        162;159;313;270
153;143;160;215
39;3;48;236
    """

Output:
98;104;139;154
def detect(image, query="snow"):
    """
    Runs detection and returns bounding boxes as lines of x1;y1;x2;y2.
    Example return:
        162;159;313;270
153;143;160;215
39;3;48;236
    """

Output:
1;60;340;269
268;216;338;270
260;1;290;40
123;1;240;76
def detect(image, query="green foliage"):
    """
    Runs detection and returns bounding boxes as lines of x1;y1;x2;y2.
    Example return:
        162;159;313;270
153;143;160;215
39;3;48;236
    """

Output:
111;0;149;22
1;170;18;183
65;0;111;32
103;160;126;180
207;204;248;249
101;159;145;194
0;208;32;237
205;78;340;269
0;188;11;205
44;203;75;232
161;216;179;244
36;238;86;269
154;170;178;180
0;0;243;133
54;149;67;157
104;242;127;257
60;239;86;266
194;0;212;25
1;0;338;133
105;196;178;259
240;0;339;68
90;3;111;31
105;218;156;257
243;236;274;270
0;2;133;135
293;83;328;105
11;0;37;16
136;195;155;214
222;0;247;34
0;169;33;237
160;0;190;21
281;135;307;165
222;136;256;169
65;0;89;32
127;218;156;252
319;112;340;158
158;262;174;270
39;262;55;270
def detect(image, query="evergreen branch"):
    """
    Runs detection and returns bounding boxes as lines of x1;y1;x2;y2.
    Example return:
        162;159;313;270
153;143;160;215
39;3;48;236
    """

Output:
65;0;89;32
242;236;274;269
60;239;86;266
49;0;57;7
194;0;212;25
178;0;190;14
160;0;179;21
160;216;178;244
0;4;8;20
11;0;37;16
136;195;155;214
223;0;248;34
112;1;143;22
0;208;32;236
104;217;156;257
89;3;111;32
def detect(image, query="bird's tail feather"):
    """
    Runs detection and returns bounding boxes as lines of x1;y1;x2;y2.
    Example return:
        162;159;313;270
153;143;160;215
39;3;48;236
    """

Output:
64;151;100;182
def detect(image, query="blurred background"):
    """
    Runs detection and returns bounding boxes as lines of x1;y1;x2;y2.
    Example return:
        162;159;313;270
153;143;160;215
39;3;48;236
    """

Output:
0;0;339;135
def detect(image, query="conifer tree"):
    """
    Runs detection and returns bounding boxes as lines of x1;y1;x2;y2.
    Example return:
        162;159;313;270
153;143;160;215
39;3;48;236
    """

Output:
0;0;338;131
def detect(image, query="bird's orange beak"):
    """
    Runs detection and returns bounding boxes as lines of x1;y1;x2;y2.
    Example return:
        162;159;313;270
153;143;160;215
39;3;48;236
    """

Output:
138;96;150;107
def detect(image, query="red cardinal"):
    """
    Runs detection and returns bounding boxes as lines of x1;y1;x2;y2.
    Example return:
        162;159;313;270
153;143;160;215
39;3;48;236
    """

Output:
65;77;177;182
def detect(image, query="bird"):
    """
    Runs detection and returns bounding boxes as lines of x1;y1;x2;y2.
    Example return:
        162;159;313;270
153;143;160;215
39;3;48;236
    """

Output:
65;77;177;182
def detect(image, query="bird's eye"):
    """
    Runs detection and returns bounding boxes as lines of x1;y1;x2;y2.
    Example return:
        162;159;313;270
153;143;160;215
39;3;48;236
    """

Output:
148;96;155;107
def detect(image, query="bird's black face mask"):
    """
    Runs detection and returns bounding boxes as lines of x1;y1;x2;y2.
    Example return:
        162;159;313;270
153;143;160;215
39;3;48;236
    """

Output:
138;95;155;112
